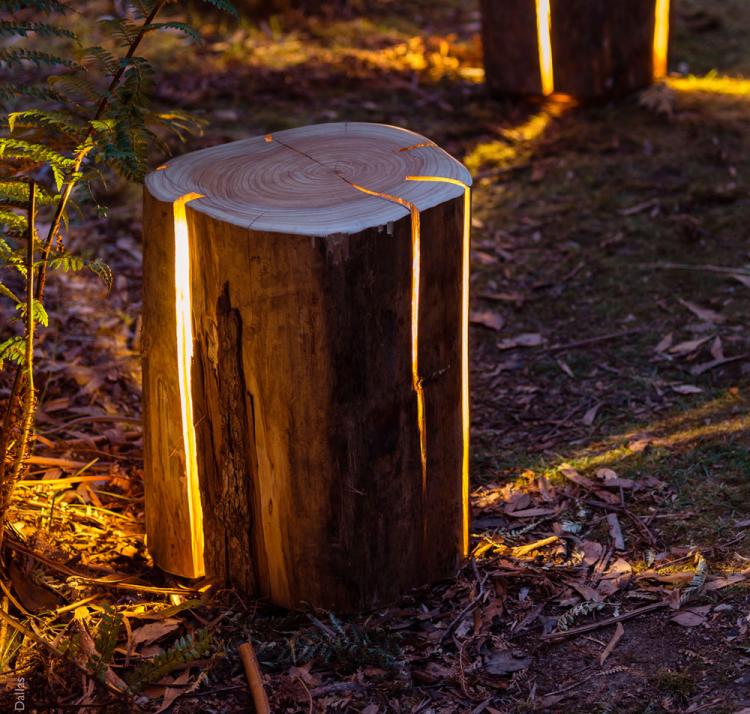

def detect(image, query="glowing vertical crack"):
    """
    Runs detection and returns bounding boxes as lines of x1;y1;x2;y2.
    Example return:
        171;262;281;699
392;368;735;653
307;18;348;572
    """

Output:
350;184;427;501
406;176;471;557
653;0;670;79
536;0;554;96
173;192;205;577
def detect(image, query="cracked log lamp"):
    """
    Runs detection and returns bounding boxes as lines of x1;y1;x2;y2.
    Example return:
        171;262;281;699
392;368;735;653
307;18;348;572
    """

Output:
480;0;671;98
142;122;472;611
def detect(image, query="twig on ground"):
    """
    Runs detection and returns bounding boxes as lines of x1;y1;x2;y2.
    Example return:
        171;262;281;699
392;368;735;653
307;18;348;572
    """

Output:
542;602;667;641
239;640;271;714
639;262;750;277
543;329;643;354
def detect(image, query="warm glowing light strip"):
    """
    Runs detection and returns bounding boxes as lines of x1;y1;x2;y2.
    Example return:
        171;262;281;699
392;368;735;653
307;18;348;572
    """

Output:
653;0;670;79
406;176;471;557
535;0;554;96
350;183;428;499
172;192;205;577
665;75;750;96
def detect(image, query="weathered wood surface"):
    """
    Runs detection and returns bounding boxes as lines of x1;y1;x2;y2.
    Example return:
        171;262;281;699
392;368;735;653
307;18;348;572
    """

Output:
142;122;471;610
480;0;670;98
481;0;542;96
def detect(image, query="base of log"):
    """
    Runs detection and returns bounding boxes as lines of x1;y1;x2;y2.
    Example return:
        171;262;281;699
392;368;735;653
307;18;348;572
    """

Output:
142;123;472;611
481;0;671;98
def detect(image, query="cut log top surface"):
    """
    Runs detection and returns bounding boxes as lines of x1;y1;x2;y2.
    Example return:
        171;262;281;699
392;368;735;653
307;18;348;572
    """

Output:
145;122;472;236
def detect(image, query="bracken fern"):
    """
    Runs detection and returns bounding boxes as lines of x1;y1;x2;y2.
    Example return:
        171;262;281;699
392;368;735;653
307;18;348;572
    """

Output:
0;0;236;537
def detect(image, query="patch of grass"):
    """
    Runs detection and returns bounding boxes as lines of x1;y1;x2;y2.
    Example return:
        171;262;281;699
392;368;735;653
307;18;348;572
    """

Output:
653;668;697;698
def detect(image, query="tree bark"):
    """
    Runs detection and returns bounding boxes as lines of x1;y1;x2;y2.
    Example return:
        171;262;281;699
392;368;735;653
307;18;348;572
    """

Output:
480;0;671;98
142;122;471;611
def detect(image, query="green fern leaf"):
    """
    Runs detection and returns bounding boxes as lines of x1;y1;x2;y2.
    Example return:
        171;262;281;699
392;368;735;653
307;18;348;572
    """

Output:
0;181;59;207
126;630;210;692
82;46;119;76
144;22;203;44
0;209;27;235
8;109;84;138
0;83;62;105
98;18;139;47
47;74;102;104
0;21;76;39
0;282;20;303
0;335;25;369
16;298;48;327
0;48;78;69
94;607;123;665
200;0;239;17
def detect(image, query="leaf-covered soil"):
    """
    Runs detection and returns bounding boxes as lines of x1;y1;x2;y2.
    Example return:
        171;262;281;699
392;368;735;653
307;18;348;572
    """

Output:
2;0;750;711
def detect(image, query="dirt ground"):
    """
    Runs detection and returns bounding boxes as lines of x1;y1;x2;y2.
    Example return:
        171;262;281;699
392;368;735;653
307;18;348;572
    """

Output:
2;0;750;711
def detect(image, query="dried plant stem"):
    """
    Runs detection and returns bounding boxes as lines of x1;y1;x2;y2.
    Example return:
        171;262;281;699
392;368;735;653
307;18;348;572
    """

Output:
0;182;37;530
239;641;270;714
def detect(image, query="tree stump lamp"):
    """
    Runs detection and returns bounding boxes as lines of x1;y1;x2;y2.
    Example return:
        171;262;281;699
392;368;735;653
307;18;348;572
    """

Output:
480;0;672;98
142;122;472;611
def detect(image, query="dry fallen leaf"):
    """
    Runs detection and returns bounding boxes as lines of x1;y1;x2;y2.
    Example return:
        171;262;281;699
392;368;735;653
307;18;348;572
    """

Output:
497;333;544;350
671;384;703;395
678;299;724;324
600;622;625;664
654;333;673;353
130;619;180;647
484;649;531;676
582;403;601;426
670;606;711;627
669;335;712;356
470;310;505;332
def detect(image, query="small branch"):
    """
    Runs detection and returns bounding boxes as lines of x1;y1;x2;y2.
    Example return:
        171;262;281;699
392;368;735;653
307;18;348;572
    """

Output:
639;261;750;278
238;641;270;714
0;604;64;658
543;329;643;355
542;602;667;641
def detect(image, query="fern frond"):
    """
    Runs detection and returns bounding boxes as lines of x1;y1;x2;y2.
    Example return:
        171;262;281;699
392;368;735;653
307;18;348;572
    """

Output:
150;110;206;142
16;298;48;327
0;139;74;189
557;601;604;631
0;48;78;69
47;74;103;105
0;282;21;303
0;335;25;370
8;109;84;139
98;18;139;48
0;21;76;39
680;552;708;606
200;0;239;17
0;0;67;13
126;0;157;19
94;608;123;665
0;209;27;235
144;22;203;44
45;252;112;288
0;236;26;275
126;630;210;692
82;46;119;76
0;83;62;105
0;180;58;208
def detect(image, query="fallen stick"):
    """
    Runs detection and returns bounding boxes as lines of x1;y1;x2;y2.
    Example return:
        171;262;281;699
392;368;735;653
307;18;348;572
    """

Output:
639;262;750;278
543;329;643;354
542;602;667;641
239;641;270;714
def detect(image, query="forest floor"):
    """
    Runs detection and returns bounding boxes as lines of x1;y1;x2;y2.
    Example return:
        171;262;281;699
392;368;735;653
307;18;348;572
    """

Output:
2;0;750;711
